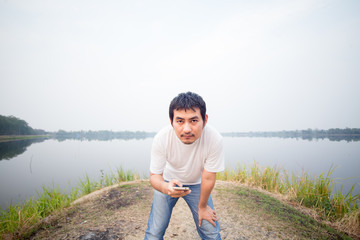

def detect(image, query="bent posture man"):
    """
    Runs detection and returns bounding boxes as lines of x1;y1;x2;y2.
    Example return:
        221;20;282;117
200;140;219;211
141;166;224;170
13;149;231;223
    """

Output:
145;92;224;240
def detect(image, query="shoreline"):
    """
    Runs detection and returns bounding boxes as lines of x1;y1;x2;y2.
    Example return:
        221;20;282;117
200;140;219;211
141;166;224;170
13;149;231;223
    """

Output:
28;180;358;239
1;164;359;239
0;135;51;143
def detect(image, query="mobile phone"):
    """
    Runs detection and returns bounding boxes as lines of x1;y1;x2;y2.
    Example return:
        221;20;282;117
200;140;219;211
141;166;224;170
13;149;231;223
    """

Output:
173;186;190;191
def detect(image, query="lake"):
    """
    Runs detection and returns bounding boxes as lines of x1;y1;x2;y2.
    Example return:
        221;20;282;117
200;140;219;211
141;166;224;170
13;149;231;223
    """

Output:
0;137;359;209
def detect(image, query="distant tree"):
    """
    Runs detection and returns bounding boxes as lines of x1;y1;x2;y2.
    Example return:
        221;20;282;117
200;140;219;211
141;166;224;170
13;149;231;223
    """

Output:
0;115;38;135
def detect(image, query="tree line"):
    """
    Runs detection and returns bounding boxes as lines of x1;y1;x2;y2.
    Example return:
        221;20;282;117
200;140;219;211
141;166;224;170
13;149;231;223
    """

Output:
1;114;359;142
222;128;360;142
0;115;46;135
54;130;156;141
0;115;155;141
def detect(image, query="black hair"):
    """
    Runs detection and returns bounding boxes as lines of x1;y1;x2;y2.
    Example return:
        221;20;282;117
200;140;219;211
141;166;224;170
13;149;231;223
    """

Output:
169;91;206;123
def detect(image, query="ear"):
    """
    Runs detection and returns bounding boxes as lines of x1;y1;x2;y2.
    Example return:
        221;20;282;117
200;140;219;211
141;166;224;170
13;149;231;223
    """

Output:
203;114;208;127
170;117;173;126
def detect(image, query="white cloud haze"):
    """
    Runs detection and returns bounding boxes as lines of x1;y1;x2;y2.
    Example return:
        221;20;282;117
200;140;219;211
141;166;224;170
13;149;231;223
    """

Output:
0;0;359;132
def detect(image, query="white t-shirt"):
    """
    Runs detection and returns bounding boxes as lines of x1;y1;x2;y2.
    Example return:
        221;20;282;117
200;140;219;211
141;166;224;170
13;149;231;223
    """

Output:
150;124;225;185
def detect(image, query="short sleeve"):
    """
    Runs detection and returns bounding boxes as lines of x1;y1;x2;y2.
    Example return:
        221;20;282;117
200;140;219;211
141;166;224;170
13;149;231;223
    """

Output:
149;133;167;174
204;137;225;173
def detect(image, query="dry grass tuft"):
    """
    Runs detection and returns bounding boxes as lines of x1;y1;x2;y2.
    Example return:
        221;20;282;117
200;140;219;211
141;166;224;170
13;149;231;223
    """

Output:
337;208;360;238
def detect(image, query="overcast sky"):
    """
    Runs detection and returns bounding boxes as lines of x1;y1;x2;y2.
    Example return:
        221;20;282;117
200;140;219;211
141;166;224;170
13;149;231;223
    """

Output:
0;0;359;133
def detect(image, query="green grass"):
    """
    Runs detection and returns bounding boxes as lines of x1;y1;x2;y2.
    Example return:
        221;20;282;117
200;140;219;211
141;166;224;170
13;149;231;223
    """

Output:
0;166;137;239
220;185;352;239
78;173;98;195
1;162;359;238
0;135;50;142
116;167;136;183
0;184;74;238
217;162;360;233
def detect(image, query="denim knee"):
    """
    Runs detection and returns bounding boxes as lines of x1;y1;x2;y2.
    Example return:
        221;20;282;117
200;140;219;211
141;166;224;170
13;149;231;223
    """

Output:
197;219;221;240
145;190;178;239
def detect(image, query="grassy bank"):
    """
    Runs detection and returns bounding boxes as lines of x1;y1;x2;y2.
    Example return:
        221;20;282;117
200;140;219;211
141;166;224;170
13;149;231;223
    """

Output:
217;162;360;236
0;167;137;239
0;135;50;142
1;163;359;238
215;182;352;239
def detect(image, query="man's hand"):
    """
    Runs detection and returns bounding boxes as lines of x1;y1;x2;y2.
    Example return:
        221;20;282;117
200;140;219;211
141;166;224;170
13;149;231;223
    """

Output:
166;179;191;198
198;170;217;227
150;173;191;197
198;205;217;227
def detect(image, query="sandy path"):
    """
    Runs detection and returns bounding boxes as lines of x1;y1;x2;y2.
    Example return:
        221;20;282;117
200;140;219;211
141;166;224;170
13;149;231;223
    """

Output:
28;180;355;240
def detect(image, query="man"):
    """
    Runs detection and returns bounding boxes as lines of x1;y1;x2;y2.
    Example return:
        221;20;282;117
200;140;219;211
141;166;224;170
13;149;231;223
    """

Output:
145;92;224;240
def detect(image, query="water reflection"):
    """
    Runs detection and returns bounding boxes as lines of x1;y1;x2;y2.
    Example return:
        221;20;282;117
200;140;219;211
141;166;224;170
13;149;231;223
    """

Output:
0;131;156;161
0;136;359;210
0;138;48;161
54;130;156;142
222;133;360;142
0;138;153;209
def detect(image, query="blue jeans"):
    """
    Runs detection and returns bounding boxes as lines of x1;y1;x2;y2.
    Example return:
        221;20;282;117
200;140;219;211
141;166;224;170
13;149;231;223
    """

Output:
144;184;221;240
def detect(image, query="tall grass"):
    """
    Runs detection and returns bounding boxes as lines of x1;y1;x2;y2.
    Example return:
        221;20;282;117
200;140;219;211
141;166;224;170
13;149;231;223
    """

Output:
2;163;358;237
78;173;98;195
0;166;137;238
0;184;73;238
116;167;136;182
217;162;360;232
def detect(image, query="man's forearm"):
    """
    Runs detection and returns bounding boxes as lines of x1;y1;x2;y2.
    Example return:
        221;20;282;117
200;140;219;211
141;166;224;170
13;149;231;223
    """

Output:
150;173;167;194
150;173;191;198
199;170;216;208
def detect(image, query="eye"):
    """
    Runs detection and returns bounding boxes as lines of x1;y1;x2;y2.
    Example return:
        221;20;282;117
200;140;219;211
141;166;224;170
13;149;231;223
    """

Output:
192;119;198;123
177;120;183;123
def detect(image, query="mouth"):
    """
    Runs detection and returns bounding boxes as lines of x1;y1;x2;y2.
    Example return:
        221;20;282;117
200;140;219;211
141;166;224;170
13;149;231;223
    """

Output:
181;134;195;138
180;134;196;144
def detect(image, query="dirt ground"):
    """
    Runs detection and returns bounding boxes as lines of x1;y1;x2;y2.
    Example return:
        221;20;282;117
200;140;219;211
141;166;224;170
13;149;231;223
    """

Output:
29;180;356;240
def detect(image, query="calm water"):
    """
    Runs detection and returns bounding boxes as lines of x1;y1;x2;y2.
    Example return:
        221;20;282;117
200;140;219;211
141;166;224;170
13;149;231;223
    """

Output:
0;137;359;209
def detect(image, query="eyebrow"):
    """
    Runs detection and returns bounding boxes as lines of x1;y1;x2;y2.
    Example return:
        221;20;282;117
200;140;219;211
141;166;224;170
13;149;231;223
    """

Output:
175;116;199;120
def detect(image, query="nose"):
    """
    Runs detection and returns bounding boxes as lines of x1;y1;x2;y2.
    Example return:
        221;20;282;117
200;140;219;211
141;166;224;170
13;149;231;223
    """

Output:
184;123;191;133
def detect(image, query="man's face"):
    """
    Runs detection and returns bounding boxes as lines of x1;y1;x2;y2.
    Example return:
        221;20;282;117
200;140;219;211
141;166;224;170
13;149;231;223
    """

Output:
171;107;208;144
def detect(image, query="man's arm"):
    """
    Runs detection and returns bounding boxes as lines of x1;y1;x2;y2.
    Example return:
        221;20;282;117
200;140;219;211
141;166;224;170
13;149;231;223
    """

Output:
198;169;217;227
150;172;191;198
